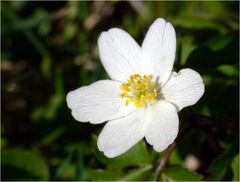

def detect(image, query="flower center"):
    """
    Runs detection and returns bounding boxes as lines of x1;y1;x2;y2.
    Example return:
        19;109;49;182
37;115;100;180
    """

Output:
119;74;158;108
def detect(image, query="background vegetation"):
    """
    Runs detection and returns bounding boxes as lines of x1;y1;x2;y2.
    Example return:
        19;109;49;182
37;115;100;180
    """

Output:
1;1;239;181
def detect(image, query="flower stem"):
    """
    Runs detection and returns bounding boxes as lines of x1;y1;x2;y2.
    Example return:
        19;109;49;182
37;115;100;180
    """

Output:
153;121;191;180
153;141;177;180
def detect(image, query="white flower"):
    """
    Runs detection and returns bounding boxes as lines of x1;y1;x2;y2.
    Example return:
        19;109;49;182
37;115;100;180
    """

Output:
66;18;205;158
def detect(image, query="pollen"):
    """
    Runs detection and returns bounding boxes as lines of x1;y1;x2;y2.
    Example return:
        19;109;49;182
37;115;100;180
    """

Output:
119;74;158;108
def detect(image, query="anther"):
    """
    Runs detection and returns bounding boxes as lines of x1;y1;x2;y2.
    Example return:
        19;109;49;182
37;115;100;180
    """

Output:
119;74;158;108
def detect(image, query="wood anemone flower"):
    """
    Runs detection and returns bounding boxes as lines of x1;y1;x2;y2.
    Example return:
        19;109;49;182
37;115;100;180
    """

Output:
66;18;205;158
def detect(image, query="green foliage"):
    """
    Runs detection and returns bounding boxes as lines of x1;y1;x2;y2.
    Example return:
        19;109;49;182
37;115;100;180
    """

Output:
93;135;152;168
118;165;153;181
85;169;124;181
169;150;183;165
160;167;204;181
1;149;49;180
1;1;239;181
208;140;239;181
231;153;240;181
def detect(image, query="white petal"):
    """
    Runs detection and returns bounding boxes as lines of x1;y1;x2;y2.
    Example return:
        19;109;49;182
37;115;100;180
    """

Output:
145;101;179;152
98;28;148;82
162;68;205;111
97;109;146;158
66;80;135;124
142;18;176;85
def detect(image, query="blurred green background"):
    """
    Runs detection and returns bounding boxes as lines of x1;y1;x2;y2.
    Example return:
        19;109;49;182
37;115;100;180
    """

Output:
1;1;239;181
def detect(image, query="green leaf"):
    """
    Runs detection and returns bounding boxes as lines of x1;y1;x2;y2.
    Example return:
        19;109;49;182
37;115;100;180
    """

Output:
169;150;183;165
41;127;65;146
160;167;203;181
231;153;239;181
55;164;75;180
41;55;52;80
178;37;196;66
44;94;64;120
93;135;151;168
1;137;7;149
75;147;84;181
216;64;238;78
1;148;49;180
185;32;238;74
54;152;73;179
55;66;65;95
208;140;238;180
31;66;65;122
85;169;124;181
63;22;77;41
186;45;238;74
118;165;152;181
207;36;232;51
173;16;228;34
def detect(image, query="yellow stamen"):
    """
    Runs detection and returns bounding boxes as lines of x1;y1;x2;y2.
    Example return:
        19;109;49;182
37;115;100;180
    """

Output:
119;74;158;108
